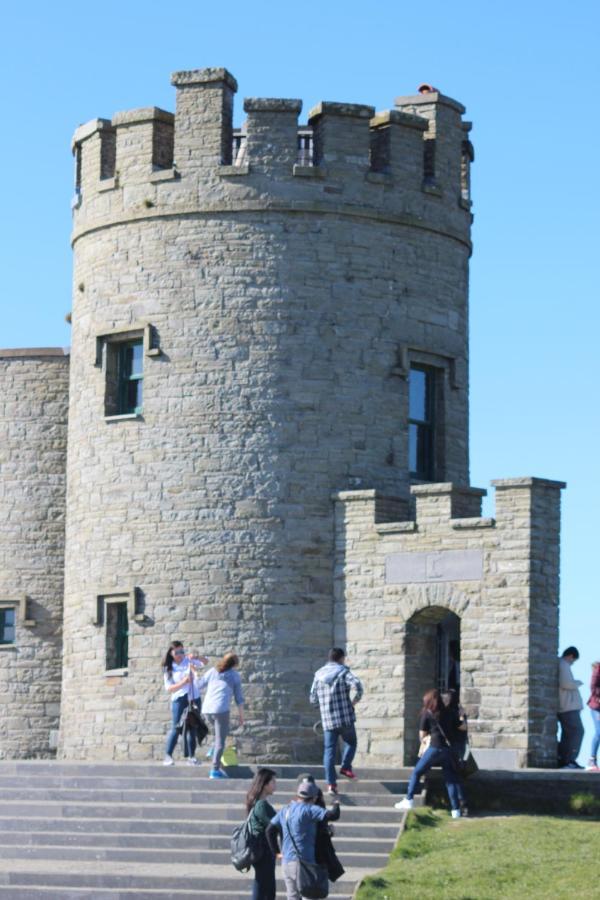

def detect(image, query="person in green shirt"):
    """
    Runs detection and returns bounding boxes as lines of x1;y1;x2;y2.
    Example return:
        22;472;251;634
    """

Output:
246;767;277;900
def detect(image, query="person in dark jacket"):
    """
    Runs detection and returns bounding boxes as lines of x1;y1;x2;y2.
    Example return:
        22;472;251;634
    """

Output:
394;688;466;818
266;780;340;900
245;768;277;900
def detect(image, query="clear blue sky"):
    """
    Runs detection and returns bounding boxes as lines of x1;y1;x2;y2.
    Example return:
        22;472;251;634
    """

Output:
1;0;598;761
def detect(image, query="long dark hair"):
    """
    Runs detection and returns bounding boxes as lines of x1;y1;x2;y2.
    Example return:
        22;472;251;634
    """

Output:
246;768;276;813
422;688;442;717
162;641;184;673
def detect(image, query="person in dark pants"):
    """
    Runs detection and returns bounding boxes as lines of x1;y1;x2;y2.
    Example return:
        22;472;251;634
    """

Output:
309;647;363;795
441;689;469;816
162;641;208;766
246;768;277;900
395;688;466;818
558;646;585;769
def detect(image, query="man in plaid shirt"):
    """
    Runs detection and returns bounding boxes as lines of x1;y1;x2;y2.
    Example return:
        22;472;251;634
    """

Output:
310;647;363;794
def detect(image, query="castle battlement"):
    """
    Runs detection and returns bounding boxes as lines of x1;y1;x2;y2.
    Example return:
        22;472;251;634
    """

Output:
71;68;473;246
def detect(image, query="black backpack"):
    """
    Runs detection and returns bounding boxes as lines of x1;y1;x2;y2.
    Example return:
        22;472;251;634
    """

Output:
230;811;264;872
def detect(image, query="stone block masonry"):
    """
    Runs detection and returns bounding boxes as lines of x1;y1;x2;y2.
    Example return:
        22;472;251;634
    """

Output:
0;350;69;758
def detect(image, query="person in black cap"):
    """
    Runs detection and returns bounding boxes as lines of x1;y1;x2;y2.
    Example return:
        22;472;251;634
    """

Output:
266;780;340;900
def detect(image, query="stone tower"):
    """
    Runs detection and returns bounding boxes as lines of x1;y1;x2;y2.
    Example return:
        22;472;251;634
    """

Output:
59;69;476;760
0;349;69;758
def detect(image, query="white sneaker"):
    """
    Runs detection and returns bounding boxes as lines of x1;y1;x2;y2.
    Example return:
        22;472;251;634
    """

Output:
187;757;200;766
163;755;174;766
394;797;414;810
451;809;461;819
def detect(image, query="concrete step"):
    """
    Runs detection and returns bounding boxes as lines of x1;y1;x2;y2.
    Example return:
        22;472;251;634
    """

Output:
0;843;391;868
0;761;414;780
0;786;407;805
0;830;396;854
0;859;365;895
0;816;400;839
0;801;407;823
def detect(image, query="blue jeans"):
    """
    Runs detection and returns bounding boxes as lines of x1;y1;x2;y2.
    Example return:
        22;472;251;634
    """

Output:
591;708;600;762
323;723;357;786
165;694;197;757
407;746;461;811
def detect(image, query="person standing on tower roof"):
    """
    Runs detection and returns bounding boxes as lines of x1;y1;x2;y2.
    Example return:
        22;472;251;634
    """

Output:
310;647;363;795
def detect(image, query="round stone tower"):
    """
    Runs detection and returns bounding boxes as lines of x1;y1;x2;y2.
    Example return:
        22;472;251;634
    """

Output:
0;349;69;758
59;69;473;759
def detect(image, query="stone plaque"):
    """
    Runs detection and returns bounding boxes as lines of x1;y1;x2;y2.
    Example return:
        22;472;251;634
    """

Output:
385;549;483;584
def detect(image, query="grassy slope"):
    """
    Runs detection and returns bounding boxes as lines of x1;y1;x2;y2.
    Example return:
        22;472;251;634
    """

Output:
356;808;599;900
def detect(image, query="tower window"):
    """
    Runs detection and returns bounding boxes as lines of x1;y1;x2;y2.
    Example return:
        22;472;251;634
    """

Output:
104;338;144;417
106;602;128;671
409;365;436;481
0;608;16;645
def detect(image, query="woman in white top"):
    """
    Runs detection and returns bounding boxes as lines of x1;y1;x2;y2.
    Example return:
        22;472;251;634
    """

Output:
162;641;208;766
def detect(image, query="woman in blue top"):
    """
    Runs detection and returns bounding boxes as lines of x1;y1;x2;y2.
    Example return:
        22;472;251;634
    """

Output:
198;651;244;779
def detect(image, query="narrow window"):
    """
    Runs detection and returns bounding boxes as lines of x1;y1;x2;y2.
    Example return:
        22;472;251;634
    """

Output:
409;365;435;480
117;340;143;415
0;608;16;645
106;602;128;670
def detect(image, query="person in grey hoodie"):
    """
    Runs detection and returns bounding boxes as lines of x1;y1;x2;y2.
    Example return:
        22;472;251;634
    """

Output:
310;648;363;794
558;645;585;769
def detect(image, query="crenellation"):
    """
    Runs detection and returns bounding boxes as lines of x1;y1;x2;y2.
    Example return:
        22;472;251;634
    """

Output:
243;98;302;174
171;67;237;173
309;101;375;172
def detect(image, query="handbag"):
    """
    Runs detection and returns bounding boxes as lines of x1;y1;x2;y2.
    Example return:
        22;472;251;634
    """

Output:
178;698;209;745
284;807;329;900
230;810;264;872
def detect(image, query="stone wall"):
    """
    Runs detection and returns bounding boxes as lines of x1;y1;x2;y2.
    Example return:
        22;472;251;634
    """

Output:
0;350;69;758
333;479;565;768
59;68;474;760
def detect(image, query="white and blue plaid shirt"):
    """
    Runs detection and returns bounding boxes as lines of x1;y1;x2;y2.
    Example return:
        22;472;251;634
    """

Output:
309;663;363;731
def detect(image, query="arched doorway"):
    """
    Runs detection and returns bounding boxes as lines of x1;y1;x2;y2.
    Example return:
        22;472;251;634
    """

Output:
403;606;461;764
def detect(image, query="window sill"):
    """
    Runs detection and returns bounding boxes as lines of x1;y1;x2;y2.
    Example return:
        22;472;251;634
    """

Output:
104;668;128;677
0;644;17;652
104;413;143;422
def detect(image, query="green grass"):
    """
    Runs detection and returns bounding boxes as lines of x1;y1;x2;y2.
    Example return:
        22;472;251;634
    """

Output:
356;808;600;900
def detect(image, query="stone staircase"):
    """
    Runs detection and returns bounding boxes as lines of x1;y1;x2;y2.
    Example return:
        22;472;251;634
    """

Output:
0;761;420;899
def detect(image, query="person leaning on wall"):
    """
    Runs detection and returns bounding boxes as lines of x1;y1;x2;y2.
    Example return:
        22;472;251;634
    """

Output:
557;645;585;770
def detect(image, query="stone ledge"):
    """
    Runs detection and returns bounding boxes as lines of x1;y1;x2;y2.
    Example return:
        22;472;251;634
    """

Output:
365;172;394;186
112;107;173;127
375;522;417;534
451;517;495;529
104;413;142;423
218;165;250;177
149;167;179;184
492;477;567;491
170;68;238;91
98;177;118;193
243;98;302;113
293;164;326;179
0;347;69;358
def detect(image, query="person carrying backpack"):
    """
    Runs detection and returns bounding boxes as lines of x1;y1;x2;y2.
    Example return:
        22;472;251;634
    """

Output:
245;768;277;900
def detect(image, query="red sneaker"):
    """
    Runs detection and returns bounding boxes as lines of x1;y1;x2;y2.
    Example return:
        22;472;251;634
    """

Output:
340;767;356;780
